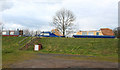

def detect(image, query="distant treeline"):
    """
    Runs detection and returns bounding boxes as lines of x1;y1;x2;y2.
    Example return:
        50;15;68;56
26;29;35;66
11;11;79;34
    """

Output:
113;27;120;38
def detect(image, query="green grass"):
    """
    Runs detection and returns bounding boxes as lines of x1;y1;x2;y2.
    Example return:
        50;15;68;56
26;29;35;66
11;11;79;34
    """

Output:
29;37;118;62
29;37;118;57
2;37;119;68
2;36;25;55
2;36;38;68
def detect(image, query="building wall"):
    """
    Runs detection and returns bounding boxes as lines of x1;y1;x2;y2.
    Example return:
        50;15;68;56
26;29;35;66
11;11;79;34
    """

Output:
76;28;114;36
2;29;23;36
2;31;9;35
76;31;82;35
76;31;103;35
14;31;19;35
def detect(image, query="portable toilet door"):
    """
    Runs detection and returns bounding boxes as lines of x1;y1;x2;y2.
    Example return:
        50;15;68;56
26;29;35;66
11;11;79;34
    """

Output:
34;45;40;51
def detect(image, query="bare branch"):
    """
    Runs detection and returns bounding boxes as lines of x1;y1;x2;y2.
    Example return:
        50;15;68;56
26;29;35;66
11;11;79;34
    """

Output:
52;9;76;36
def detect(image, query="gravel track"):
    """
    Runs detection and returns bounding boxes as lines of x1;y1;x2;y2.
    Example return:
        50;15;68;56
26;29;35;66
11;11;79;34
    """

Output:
10;53;118;68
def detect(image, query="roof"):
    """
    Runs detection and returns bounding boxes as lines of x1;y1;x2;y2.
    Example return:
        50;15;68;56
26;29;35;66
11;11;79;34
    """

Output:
51;29;63;36
100;28;114;36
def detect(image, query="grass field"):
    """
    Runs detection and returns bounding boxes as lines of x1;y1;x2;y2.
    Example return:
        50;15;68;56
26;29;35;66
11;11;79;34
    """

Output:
29;37;118;62
2;36;37;68
29;37;118;56
2;36;119;68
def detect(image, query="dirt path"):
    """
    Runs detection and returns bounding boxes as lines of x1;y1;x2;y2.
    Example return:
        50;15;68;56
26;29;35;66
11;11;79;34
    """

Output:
10;53;118;68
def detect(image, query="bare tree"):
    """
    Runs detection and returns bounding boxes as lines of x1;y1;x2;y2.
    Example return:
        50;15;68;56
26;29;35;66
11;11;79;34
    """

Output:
36;30;41;35
23;29;30;35
52;9;76;36
113;27;120;38
30;30;34;36
0;22;2;35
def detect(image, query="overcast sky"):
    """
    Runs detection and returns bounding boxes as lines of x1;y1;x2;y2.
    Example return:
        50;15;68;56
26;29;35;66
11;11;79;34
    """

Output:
0;0;119;31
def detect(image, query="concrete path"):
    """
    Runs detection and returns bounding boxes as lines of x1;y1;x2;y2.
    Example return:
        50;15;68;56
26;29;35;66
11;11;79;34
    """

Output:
10;53;118;68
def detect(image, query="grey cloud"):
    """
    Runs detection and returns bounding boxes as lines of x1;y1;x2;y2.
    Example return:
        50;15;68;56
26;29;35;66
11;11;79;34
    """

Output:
0;0;14;12
1;0;118;31
2;15;49;29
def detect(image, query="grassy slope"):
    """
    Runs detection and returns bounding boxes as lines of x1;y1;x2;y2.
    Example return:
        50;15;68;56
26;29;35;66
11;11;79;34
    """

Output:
2;36;37;68
2;36;24;54
29;37;118;62
2;37;119;68
33;38;118;56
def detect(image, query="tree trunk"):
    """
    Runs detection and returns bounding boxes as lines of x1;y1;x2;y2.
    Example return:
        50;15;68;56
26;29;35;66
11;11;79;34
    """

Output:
63;15;65;36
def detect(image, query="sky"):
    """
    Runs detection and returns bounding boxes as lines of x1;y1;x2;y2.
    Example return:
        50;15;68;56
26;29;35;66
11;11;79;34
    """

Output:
0;0;119;31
